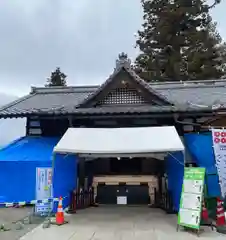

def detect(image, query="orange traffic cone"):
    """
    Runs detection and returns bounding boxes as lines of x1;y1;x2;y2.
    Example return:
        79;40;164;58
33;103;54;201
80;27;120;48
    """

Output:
56;197;67;226
200;200;215;230
201;206;209;221
216;197;226;234
201;199;208;221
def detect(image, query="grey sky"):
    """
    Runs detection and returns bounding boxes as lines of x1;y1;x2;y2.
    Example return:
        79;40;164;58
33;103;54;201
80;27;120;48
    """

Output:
0;0;224;97
0;0;225;146
0;0;143;96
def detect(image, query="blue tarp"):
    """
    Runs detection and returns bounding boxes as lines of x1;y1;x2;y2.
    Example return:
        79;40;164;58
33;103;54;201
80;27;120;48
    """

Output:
53;154;77;210
0;136;77;207
184;133;221;197
166;133;221;212
166;152;184;212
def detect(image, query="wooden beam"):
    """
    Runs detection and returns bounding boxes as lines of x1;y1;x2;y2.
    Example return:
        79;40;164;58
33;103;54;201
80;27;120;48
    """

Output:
78;157;85;188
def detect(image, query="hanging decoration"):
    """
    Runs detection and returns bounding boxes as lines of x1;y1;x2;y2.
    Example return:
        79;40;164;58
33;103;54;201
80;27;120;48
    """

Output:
211;128;226;198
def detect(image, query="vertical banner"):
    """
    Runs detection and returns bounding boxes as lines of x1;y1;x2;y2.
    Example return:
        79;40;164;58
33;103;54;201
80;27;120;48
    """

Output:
35;168;53;214
178;167;205;230
211;129;226;198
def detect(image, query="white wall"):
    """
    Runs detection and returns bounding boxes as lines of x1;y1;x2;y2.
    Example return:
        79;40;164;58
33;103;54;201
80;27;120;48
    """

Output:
0;93;26;147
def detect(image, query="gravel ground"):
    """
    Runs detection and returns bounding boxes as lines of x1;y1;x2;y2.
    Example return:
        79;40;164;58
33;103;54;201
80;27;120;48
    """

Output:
0;207;44;240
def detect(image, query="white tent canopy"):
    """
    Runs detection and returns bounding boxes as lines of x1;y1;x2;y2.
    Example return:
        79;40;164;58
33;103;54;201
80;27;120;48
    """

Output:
53;126;184;158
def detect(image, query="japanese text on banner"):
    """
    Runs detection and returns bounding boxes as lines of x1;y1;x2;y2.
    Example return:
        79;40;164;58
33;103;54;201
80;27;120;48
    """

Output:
211;129;226;198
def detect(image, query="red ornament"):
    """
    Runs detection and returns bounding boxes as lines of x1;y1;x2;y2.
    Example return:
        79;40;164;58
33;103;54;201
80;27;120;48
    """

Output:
215;132;220;137
221;132;226;137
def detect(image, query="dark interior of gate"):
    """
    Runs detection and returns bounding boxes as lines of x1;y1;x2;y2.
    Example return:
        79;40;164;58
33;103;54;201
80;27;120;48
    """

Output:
76;156;170;209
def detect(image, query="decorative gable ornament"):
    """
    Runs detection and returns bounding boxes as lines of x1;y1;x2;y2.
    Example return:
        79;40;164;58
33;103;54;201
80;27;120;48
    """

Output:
212;103;224;110
115;52;131;71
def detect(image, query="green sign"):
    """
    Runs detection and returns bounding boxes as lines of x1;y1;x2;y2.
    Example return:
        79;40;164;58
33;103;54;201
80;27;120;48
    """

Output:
178;167;205;230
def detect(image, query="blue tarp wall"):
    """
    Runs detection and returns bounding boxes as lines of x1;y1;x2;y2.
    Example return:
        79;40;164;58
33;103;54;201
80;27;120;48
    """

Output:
53;153;77;210
166;133;220;212
184;133;221;197
0;136;77;209
166;151;184;212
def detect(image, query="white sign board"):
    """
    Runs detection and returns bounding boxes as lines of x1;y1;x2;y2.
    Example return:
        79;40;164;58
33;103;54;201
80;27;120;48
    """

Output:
117;196;127;205
211;129;226;198
181;193;202;211
35;168;52;214
178;168;205;230
179;209;200;227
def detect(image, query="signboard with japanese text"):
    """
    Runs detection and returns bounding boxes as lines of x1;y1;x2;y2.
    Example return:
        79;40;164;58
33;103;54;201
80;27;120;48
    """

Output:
178;167;205;230
35;168;52;214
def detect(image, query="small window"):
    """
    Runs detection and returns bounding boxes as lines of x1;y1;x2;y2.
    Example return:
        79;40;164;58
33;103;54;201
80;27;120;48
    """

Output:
29;120;40;127
29;128;42;135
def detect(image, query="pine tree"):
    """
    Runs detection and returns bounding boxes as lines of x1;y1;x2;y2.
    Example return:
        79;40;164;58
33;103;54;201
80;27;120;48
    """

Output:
46;67;67;87
217;42;226;78
135;0;224;81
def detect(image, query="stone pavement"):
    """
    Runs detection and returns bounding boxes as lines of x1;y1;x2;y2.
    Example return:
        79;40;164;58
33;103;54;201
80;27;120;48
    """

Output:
20;206;226;240
0;207;43;240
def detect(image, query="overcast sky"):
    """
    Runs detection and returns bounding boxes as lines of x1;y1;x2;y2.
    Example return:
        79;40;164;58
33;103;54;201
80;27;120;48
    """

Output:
0;0;225;146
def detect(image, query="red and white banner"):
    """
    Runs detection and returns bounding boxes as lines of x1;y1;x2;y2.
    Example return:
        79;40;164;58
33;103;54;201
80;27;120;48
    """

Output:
212;129;226;198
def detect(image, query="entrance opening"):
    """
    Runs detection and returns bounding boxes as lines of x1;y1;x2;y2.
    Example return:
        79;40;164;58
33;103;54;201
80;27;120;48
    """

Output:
53;126;184;211
83;157;164;205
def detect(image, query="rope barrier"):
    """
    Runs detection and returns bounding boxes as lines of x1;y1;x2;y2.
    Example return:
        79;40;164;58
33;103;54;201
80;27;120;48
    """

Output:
0;197;60;208
0;196;68;232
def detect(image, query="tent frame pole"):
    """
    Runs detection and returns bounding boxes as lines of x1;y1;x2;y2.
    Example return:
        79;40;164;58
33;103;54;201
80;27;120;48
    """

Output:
51;152;56;199
183;149;186;167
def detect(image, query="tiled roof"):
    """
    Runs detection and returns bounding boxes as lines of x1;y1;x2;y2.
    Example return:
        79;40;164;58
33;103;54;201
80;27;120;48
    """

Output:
0;86;96;117
154;80;226;107
0;79;226;118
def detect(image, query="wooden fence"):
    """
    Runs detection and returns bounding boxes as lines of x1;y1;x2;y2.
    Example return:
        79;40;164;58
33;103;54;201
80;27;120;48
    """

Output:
68;188;95;213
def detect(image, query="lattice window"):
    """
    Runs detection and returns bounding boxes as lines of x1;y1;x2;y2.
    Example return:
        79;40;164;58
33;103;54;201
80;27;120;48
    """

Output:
96;87;148;106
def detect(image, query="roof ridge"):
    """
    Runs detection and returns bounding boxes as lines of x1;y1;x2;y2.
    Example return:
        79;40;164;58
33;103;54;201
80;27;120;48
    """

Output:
31;85;99;94
124;66;173;105
149;79;226;85
29;79;226;92
154;83;226;90
76;66;123;107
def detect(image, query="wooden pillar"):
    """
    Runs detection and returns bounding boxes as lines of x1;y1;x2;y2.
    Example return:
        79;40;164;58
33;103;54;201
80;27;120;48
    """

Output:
26;117;30;136
68;116;73;127
78;157;85;188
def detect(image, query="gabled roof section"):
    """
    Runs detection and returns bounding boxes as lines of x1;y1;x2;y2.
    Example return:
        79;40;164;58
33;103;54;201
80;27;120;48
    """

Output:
0;86;97;118
77;53;173;108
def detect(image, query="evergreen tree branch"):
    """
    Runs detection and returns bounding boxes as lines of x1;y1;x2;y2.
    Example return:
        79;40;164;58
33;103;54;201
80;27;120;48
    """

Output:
208;0;221;9
135;0;226;82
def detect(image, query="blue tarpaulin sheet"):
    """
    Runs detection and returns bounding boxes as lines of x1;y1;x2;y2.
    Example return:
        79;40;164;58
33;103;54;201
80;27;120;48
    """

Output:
53;153;77;211
184;133;220;197
166;133;221;212
166;152;184;212
166;133;220;211
0;136;77;207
